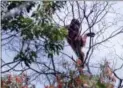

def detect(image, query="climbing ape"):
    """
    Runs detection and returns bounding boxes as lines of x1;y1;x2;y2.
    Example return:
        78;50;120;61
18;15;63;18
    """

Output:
67;19;95;68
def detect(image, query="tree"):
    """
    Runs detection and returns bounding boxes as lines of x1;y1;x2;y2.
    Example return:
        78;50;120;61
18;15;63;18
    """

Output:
2;1;67;67
1;73;35;88
1;1;123;88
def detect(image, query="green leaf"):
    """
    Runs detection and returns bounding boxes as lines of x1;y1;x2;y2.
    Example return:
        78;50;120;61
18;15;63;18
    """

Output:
48;53;53;59
96;80;106;88
24;60;30;67
31;51;37;58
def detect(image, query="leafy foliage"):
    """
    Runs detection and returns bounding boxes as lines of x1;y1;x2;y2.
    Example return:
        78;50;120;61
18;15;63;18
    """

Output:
6;1;35;11
2;1;67;67
42;1;66;16
1;73;35;88
45;60;116;88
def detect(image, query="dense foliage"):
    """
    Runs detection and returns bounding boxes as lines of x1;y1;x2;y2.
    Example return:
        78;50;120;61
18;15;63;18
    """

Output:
44;60;116;88
1;73;35;88
2;1;67;67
